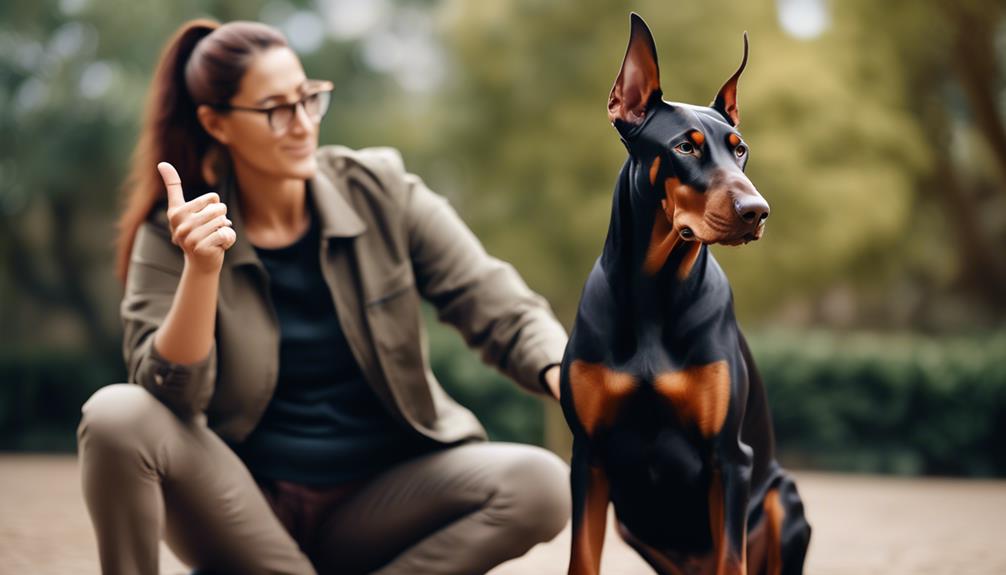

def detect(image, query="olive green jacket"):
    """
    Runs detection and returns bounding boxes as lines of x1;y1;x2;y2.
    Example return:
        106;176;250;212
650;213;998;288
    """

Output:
121;146;568;445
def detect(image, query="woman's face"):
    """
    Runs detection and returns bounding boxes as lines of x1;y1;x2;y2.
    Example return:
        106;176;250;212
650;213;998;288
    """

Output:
203;47;323;181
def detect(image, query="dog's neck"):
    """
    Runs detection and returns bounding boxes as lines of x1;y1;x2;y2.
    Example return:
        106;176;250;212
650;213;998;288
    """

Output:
600;157;735;361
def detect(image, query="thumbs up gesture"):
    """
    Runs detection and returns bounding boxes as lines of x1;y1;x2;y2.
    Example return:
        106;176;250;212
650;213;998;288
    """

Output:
157;162;236;274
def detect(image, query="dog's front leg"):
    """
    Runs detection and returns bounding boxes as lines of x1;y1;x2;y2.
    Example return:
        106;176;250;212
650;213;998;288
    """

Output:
568;438;610;575
708;448;753;575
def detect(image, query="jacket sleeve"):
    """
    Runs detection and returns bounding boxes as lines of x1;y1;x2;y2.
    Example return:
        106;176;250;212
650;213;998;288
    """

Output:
391;152;568;395
120;217;217;418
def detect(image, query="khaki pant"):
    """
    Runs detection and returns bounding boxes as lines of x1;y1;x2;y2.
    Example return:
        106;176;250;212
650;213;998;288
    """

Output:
77;384;570;575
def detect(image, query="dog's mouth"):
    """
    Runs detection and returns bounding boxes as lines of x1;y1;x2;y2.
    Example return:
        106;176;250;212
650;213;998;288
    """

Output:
720;231;758;246
682;220;765;246
722;221;766;245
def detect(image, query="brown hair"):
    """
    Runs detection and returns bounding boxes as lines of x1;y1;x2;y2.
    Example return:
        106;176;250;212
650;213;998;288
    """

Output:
115;19;287;283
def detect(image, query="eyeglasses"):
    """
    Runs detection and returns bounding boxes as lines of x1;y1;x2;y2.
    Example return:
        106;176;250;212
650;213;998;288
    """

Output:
212;79;334;134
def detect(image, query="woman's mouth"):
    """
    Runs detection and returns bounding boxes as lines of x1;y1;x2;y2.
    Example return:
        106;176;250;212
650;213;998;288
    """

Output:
283;144;315;158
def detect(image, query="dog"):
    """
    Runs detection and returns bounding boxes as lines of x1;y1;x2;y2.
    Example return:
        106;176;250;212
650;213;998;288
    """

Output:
559;13;812;575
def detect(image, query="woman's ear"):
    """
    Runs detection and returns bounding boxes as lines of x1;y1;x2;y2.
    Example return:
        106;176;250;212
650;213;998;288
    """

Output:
197;104;231;144
201;143;225;186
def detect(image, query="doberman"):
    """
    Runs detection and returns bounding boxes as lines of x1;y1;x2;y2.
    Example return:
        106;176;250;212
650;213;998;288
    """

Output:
559;14;811;575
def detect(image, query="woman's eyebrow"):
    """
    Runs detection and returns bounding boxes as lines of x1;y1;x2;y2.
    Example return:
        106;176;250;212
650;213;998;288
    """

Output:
254;92;291;106
254;82;310;106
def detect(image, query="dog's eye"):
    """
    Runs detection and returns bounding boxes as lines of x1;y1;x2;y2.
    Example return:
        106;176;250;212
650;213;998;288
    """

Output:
735;144;747;158
674;142;696;155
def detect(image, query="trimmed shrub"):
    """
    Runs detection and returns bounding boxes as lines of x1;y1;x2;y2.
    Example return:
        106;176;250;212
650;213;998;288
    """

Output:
4;325;1004;478
750;330;1006;476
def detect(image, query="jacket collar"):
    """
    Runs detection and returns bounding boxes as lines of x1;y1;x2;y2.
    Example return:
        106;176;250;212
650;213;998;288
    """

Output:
222;157;367;268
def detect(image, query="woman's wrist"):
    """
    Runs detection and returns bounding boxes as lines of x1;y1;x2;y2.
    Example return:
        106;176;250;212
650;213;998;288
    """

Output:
183;254;224;277
539;364;561;400
153;256;221;365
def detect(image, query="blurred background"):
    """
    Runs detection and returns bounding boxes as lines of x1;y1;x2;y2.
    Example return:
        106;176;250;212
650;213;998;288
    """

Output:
1;0;1004;478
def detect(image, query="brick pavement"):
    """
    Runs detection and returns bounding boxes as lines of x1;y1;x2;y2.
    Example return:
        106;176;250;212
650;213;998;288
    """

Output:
2;455;1004;574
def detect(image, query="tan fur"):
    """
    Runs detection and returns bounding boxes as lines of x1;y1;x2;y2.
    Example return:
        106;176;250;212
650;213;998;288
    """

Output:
654;360;731;438
569;361;637;437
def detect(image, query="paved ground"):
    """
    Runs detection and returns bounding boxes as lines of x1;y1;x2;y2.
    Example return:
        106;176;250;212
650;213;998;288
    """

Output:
2;455;1005;574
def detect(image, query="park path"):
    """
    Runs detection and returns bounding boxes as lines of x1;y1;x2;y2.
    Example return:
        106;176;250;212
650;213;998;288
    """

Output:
1;455;1004;574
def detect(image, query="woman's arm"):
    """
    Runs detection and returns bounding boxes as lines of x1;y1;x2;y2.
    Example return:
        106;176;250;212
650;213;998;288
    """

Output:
398;157;568;398
152;263;220;365
122;223;219;418
121;163;235;418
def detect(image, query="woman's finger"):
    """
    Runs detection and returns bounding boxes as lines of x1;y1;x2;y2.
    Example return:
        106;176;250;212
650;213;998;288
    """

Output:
183;192;221;215
188;216;232;248
176;203;229;237
193;226;236;255
167;193;221;233
157;162;185;209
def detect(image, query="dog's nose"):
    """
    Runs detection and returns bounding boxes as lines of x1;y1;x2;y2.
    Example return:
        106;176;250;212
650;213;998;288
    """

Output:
734;194;770;224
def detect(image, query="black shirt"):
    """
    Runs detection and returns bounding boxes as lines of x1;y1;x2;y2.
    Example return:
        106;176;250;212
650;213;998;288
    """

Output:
231;193;435;485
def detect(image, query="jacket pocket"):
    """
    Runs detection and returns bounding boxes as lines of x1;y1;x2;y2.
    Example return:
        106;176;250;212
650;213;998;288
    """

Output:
364;262;435;424
365;261;416;307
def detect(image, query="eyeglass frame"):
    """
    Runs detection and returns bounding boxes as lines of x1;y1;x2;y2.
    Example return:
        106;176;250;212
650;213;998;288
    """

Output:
208;79;334;134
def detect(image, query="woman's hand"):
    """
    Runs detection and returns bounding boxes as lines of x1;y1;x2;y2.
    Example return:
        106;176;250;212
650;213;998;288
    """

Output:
157;162;236;274
544;365;561;400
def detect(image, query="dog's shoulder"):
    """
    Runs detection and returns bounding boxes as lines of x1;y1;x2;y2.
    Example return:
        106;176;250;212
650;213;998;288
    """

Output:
569;259;621;355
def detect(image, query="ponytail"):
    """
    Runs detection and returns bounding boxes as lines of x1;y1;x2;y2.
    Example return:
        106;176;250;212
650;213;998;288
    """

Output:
115;19;287;284
116;20;218;283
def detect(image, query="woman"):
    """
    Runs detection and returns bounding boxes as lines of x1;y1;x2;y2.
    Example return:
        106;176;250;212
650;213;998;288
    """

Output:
77;19;571;575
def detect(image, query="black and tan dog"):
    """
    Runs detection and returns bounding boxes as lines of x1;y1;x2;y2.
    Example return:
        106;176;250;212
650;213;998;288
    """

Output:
559;14;811;575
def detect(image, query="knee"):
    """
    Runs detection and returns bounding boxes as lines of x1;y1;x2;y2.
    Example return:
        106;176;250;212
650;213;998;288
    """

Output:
497;446;571;543
76;383;178;455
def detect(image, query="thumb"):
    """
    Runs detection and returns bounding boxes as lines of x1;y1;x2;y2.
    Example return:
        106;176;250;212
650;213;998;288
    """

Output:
157;162;185;208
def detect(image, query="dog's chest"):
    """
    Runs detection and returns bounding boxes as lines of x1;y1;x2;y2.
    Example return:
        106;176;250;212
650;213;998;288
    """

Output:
568;350;735;443
565;253;745;445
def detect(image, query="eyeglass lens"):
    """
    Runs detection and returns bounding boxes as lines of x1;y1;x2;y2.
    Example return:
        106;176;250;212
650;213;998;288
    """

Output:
269;91;332;133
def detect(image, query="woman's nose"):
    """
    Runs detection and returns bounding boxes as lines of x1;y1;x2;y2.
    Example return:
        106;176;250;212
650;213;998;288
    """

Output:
289;102;313;135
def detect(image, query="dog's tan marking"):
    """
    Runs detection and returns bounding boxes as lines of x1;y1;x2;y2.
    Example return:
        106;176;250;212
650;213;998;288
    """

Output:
740;515;749;575
706;468;747;575
728;133;741;148
691;130;706;148
677;241;702;280
710;468;727;573
746;487;784;575
644;176;706;278
569;361;637;438
644;203;682;276
649;155;661;186
765;488;785;575
655;360;740;575
663;177;681;219
644;176;705;276
616;523;689;575
570;465;611;575
673;174;709;218
653;360;731;438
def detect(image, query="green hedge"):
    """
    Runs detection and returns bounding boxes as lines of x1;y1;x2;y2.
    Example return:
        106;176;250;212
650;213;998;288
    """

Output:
3;327;1005;478
0;313;547;452
429;323;1006;477
749;330;1006;477
0;347;121;452
424;308;546;446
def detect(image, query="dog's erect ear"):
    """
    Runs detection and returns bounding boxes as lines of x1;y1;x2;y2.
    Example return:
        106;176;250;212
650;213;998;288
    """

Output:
608;13;662;127
711;32;749;127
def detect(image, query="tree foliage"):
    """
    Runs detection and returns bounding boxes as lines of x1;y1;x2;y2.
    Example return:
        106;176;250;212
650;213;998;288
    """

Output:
2;0;1005;465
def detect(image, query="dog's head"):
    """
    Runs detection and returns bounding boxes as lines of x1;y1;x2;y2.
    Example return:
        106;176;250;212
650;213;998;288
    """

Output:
609;13;768;248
